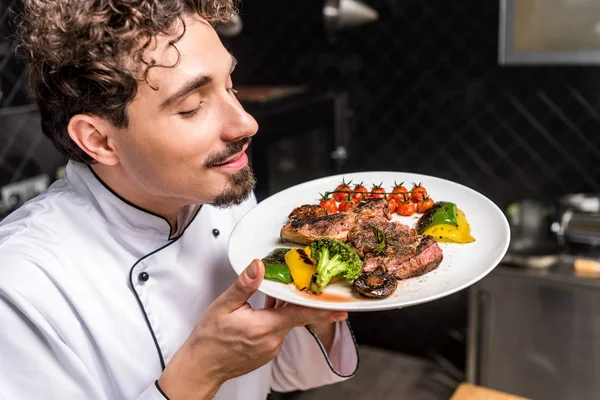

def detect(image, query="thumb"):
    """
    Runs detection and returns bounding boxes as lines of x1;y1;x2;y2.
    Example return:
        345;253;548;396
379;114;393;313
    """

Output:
217;259;264;312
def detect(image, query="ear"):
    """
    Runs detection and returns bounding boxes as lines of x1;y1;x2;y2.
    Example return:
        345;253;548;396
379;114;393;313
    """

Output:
67;114;120;166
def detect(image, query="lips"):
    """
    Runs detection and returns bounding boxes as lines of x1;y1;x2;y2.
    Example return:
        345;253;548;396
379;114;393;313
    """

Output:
214;143;249;167
211;143;249;171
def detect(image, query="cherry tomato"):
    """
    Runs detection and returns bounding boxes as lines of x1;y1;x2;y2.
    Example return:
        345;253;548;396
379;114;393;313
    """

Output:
396;191;411;203
397;200;416;216
389;181;408;202
388;198;398;214
416;196;434;213
366;183;386;199
319;193;338;214
352;183;368;204
332;178;352;203
338;198;354;212
410;182;428;203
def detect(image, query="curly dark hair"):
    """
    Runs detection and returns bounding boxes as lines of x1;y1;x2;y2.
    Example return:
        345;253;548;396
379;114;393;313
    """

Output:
15;0;239;163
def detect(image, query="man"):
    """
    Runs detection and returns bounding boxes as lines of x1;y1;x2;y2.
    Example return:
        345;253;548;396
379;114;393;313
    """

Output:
0;1;359;399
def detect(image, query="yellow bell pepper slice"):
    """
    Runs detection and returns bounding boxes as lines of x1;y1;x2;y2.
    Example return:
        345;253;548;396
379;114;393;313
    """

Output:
285;247;317;291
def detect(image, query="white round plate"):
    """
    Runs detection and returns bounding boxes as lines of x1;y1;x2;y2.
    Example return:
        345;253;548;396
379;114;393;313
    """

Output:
228;171;510;311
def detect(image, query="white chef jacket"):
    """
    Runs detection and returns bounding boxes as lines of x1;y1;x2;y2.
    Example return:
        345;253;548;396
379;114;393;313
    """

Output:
0;161;359;400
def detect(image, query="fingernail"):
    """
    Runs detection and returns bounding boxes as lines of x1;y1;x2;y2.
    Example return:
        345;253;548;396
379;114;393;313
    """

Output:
246;261;258;280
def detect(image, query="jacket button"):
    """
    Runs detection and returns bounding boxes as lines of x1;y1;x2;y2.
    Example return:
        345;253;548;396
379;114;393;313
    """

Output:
138;272;150;283
212;228;220;237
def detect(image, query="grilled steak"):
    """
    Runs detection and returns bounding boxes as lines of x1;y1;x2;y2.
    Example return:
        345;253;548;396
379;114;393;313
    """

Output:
280;199;390;246
348;219;416;258
353;198;391;222
280;212;356;245
288;204;329;220
363;235;443;280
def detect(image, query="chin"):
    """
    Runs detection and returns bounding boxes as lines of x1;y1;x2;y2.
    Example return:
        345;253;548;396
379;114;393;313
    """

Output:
210;165;256;208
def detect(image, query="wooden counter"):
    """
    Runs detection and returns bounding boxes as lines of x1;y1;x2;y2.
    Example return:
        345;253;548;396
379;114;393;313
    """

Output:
451;383;531;400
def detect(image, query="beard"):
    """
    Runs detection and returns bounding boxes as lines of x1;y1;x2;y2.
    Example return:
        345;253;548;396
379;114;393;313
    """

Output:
211;164;256;208
204;137;256;208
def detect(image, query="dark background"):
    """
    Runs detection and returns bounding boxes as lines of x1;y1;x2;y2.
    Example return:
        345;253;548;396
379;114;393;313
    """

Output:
1;0;600;378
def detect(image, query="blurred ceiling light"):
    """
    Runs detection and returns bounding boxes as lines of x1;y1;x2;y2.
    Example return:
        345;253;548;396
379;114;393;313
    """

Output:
216;15;243;37
323;0;379;35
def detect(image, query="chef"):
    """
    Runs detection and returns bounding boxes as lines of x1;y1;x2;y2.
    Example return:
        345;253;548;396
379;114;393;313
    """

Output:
0;1;359;399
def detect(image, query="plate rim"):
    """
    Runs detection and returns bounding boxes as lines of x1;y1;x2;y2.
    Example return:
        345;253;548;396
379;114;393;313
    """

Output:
228;170;510;311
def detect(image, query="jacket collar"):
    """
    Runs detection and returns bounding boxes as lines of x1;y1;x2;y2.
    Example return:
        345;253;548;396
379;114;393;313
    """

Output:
65;160;200;240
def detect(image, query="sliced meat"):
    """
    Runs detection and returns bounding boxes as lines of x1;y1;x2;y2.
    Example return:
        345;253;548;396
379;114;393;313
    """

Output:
288;204;329;220
347;221;380;258
388;236;443;279
280;198;388;247
362;235;443;279
348;218;415;258
280;212;356;245
352;198;391;222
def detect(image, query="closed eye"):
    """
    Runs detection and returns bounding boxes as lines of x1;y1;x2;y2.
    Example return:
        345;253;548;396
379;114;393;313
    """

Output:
179;104;202;118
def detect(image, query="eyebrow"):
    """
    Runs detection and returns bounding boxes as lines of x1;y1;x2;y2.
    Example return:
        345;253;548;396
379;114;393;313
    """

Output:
159;54;238;110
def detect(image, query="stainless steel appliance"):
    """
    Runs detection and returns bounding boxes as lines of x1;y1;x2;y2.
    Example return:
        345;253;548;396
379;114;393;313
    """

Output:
468;193;600;399
467;263;600;400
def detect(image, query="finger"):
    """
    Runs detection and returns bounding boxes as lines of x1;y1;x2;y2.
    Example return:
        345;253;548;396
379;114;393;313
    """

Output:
258;304;348;332
274;299;287;308
214;259;264;312
264;295;277;309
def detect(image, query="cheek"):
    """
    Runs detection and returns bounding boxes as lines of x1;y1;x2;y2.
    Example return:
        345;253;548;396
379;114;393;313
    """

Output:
124;114;215;167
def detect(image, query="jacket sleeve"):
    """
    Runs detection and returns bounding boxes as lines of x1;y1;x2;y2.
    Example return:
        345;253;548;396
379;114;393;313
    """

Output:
270;320;359;392
0;285;165;400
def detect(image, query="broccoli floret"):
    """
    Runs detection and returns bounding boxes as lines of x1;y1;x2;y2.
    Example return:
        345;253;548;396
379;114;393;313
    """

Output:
309;238;363;294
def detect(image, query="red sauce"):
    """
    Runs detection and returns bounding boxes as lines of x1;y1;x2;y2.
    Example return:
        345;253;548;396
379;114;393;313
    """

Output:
297;289;354;302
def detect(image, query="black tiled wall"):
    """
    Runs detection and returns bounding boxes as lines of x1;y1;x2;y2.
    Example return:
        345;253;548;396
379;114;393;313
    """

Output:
225;0;600;211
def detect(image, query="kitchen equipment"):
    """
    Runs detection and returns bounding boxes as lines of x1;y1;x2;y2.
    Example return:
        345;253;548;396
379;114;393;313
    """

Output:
502;199;560;269
468;263;600;400
468;198;600;400
506;199;557;253
552;193;600;251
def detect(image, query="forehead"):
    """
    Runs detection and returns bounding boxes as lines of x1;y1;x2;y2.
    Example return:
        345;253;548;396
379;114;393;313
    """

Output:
141;15;230;92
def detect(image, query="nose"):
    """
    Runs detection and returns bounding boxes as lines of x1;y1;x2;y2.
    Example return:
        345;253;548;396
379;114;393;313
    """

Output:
220;93;259;142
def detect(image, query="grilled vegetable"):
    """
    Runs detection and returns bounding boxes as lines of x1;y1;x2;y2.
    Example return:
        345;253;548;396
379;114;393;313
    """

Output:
308;238;362;294
285;247;316;291
353;269;398;298
422;208;475;243
416;201;475;243
262;248;293;284
415;201;458;234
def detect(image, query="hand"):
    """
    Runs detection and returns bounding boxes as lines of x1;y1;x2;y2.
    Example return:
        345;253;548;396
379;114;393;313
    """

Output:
264;296;345;354
158;259;348;400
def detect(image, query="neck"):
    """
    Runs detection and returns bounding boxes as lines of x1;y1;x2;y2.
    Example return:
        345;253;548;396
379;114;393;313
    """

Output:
90;163;182;233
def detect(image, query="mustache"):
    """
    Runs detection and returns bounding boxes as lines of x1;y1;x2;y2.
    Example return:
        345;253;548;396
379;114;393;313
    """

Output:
204;137;252;168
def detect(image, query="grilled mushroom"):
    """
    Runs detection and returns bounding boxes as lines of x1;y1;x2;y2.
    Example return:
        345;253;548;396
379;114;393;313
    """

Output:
353;269;398;298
